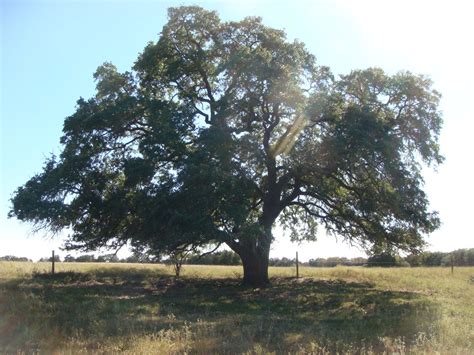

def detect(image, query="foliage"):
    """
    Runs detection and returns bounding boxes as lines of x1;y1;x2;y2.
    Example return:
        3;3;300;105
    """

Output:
9;6;443;285
404;248;474;267
448;248;474;266
122;252;157;264
367;252;398;267
38;255;61;262
269;257;295;267
0;255;32;262
419;251;445;266
96;254;120;263
404;253;423;266
72;254;95;263
308;257;366;267
63;252;157;263
167;250;190;277
185;250;241;265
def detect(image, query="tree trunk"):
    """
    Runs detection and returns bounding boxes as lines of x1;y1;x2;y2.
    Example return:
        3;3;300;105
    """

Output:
240;248;270;287
237;226;272;287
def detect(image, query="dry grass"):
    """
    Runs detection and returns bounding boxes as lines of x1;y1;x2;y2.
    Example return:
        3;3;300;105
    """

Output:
1;262;473;354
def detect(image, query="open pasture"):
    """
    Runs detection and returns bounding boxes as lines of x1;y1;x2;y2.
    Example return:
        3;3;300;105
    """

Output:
1;262;473;354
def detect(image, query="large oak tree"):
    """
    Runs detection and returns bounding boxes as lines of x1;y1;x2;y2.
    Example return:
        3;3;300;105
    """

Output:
10;7;443;286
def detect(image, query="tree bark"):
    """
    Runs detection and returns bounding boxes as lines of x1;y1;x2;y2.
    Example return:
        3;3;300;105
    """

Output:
240;248;270;287
235;226;272;287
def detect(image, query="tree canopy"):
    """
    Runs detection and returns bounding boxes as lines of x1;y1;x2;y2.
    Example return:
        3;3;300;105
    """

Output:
10;6;443;286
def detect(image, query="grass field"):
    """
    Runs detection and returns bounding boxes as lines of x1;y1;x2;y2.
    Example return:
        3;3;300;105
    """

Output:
0;262;473;354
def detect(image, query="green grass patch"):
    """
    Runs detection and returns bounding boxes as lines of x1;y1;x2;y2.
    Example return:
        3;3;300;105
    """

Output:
0;263;473;353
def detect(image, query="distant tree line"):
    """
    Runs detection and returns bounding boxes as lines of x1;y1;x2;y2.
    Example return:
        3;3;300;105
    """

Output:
185;249;474;267
62;253;156;263
34;252;156;263
307;249;474;267
308;257;368;267
184;250;241;265
63;254;119;263
404;249;474;266
38;255;61;262
3;248;473;267
0;255;32;262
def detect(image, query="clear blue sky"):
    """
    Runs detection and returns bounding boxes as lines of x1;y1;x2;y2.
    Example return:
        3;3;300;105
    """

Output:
1;0;473;261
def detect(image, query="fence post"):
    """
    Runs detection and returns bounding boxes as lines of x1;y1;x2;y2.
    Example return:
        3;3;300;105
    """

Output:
451;254;454;274
52;250;55;275
296;251;299;279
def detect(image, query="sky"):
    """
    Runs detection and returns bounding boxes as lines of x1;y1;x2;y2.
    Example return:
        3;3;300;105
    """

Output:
1;0;473;261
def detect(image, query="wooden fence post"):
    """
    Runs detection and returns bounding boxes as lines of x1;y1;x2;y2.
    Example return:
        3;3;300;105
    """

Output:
296;251;299;279
52;250;55;275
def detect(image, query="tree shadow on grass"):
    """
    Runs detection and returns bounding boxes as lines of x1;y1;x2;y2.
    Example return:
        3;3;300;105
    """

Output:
0;272;440;353
154;277;440;352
